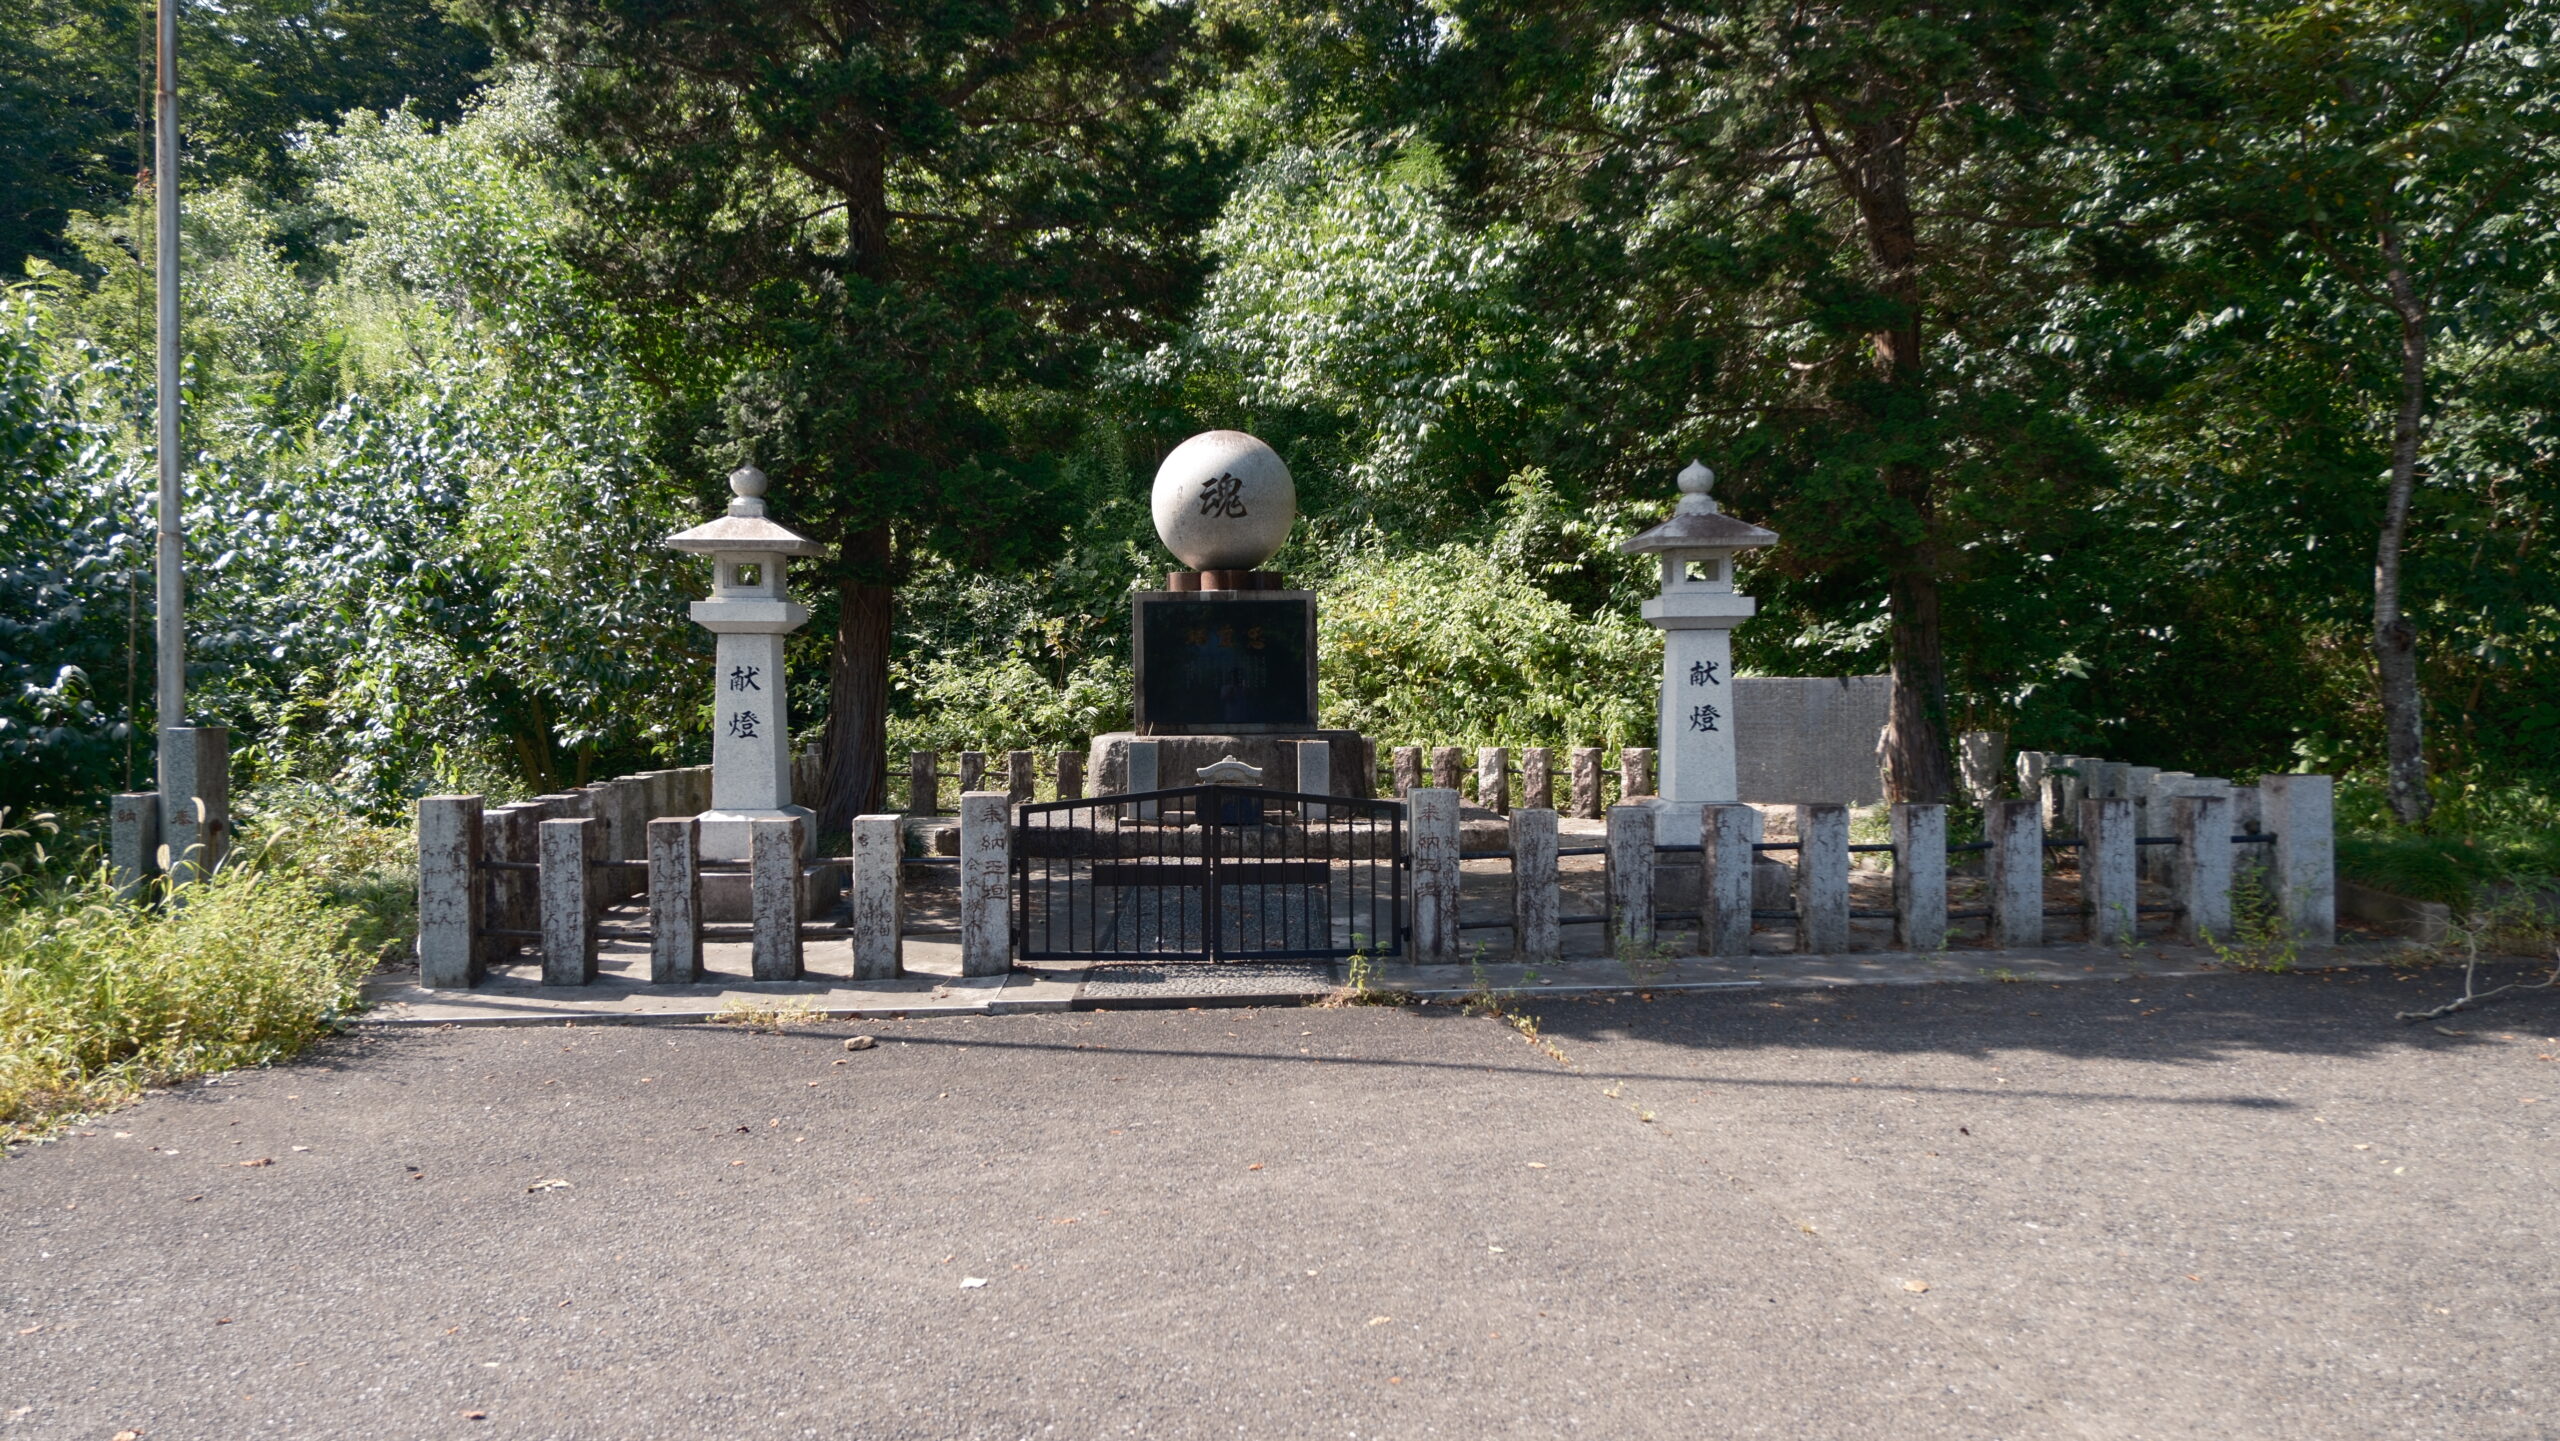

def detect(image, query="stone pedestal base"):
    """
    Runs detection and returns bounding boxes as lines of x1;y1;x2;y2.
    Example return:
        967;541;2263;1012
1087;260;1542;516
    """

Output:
697;805;816;861
1085;732;1374;799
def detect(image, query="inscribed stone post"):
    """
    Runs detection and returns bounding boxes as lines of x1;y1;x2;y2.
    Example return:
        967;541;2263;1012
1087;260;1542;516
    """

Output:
1986;798;2044;948
749;817;804;981
647;816;702;985
1891;803;1947;952
159;726;230;886
416;796;483;989
110;791;159;901
1512;806;1560;961
1431;746;1465;794
1606;803;1656;952
2260;774;2335;947
539;817;600;986
849;814;903;980
1409;788;1462;961
2172;794;2233;945
1570;748;1603;819
1522;748;1554;812
1392;746;1422;798
2081;797;2137;946
958;792;1012;977
1477;747;1510;816
1702;804;1755;958
908;751;939;816
1793;804;1849;954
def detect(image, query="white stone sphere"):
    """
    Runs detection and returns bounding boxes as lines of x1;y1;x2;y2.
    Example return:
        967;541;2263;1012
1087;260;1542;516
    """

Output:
1151;430;1295;571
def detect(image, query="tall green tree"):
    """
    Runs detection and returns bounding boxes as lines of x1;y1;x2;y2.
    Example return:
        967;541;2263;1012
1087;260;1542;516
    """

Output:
0;0;489;276
473;0;1233;826
2129;0;2560;824
1337;0;2150;801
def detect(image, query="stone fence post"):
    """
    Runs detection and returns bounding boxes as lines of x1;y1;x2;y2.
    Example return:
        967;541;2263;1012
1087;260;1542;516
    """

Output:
417;795;484;990
1055;752;1084;802
1006;750;1036;806
648;816;702;984
160;726;230;886
1702;803;1754;958
1391;745;1422;798
851;813;903;980
1409;787;1462;961
2081;796;2137;946
1293;739;1331;821
1570;748;1603;819
1606;802;1656;952
1512;806;1560;960
2261;774;2335;947
1619;747;1654;802
958;792;1011;976
2172;793;2233;945
1793;803;1849;954
958;751;987;795
1891;802;1946;952
750;817;804;981
1477;747;1510;816
110;791;160;901
1957;731;2006;805
1987;798;2044;949
1431;746;1465;794
908;750;940;816
539;816;600;986
1521;748;1554;812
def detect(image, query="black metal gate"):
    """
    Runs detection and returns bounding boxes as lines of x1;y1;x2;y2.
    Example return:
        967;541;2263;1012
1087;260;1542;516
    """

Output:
1013;785;1404;962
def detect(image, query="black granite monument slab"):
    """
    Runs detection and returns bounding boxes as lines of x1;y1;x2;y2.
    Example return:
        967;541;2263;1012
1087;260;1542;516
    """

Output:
1132;590;1318;734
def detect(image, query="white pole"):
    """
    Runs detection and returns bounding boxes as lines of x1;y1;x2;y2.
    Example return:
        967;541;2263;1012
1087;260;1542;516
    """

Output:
153;0;184;772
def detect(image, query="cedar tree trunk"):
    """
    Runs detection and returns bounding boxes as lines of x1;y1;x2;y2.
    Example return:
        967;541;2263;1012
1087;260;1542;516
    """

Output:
2374;226;2432;826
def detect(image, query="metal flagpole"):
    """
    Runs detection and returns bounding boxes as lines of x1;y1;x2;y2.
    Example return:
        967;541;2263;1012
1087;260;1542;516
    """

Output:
153;0;183;786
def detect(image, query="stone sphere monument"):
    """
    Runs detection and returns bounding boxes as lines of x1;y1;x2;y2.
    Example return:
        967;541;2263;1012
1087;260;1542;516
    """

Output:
1088;429;1370;802
1150;429;1297;573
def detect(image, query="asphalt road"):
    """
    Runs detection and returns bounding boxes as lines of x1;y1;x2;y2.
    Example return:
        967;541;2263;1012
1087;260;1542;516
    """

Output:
5;964;2556;1440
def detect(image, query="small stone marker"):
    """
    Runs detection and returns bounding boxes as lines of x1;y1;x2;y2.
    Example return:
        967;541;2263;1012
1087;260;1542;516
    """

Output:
1006;750;1036;806
1986;798;2044;949
2261;773;2335;946
1392;746;1421;798
539;817;600;986
1521;748;1554;812
1891;802;1947;953
1512;806;1560;960
749;818;804;981
908;750;939;816
648;816;702;985
1702;803;1755;958
1570;748;1603;819
849;814;903;981
2172;794;2233;944
1409;788;1461;960
1793;804;1849;954
958;792;1011;976
1477;747;1510;816
1607;803;1657;951
1055;751;1084;802
1619;747;1654;802
2081;796;2137;945
416;795;484;990
1431;746;1465;794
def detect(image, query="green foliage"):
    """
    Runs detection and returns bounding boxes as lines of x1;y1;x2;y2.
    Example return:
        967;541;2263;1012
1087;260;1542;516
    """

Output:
889;653;1134;757
0;0;489;276
1318;515;1659;750
0;799;406;1142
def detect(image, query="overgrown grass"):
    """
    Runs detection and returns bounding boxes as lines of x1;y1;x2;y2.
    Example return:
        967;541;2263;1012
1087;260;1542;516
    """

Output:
0;787;413;1145
2336;831;2560;906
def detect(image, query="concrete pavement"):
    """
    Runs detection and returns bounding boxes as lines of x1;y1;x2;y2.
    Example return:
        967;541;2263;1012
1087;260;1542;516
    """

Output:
5;963;2554;1438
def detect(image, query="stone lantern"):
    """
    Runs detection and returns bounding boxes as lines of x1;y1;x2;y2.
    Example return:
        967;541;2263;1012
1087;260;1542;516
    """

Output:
665;466;830;858
1619;461;1777;818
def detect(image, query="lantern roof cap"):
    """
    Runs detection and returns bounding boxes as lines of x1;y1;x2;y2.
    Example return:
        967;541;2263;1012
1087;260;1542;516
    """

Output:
665;466;829;556
1617;462;1777;554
